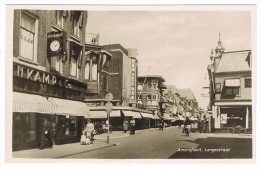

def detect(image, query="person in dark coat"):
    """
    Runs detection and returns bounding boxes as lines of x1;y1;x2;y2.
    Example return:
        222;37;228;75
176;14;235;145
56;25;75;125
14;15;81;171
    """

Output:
129;118;136;135
39;117;52;150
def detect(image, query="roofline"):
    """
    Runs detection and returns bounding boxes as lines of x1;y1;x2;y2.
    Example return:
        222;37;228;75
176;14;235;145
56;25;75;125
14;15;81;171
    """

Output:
138;75;166;82
223;50;251;54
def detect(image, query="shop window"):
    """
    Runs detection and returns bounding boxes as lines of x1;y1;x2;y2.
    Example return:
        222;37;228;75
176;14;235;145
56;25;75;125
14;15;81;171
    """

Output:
57;115;77;137
19;11;38;62
245;78;251;88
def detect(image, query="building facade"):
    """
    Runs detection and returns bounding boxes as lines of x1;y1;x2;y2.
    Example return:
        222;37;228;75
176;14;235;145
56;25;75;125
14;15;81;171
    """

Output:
207;37;252;132
12;10;95;151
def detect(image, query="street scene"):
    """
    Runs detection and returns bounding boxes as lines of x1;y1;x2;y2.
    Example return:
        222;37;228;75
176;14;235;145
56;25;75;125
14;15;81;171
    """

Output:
5;4;255;162
13;126;252;159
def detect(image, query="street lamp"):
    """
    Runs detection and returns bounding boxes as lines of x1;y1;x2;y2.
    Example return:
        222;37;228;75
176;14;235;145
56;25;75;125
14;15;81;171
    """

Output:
105;93;113;143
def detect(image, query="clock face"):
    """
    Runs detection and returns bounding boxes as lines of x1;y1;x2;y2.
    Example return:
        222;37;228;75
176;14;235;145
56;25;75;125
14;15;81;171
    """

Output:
50;40;61;52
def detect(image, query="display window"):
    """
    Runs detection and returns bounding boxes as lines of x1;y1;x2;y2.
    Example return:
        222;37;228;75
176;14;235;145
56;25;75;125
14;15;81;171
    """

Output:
57;115;78;138
220;107;246;128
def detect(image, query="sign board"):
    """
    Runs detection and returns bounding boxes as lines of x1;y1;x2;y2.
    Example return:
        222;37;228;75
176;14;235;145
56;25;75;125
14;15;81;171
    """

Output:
105;102;113;112
105;93;113;102
221;114;227;124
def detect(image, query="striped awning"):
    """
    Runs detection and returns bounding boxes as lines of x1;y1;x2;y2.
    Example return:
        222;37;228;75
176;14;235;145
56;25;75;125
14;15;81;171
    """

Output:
163;114;173;120
122;110;142;119
48;97;89;117
178;115;185;120
13;92;55;114
153;114;163;120
140;113;154;118
86;110;120;119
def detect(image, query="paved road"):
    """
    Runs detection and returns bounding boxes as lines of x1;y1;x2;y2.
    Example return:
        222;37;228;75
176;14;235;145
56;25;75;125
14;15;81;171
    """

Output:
59;127;252;159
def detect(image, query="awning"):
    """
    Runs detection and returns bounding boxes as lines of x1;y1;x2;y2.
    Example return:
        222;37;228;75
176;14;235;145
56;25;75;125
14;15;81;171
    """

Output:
153;114;163;120
13;92;55;114
48;97;89;116
225;79;240;87
140;113;154;118
178;115;185;120
86;110;121;119
122;110;142;119
189;116;198;121
86;111;107;119
163;114;172;120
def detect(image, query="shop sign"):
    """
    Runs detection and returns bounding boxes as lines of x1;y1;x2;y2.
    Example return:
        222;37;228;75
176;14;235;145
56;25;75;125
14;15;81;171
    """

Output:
47;31;67;57
14;64;72;89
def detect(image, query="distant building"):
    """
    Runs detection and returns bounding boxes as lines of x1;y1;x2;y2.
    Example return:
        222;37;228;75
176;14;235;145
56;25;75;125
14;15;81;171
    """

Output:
207;35;252;132
137;75;167;127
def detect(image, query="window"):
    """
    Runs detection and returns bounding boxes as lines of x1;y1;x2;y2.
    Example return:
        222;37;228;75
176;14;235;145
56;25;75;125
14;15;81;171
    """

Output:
137;83;143;91
215;83;221;94
19;12;37;61
72;11;82;38
100;72;108;92
151;80;158;89
245;78;251;88
84;55;98;81
226;87;240;96
56;10;64;28
152;95;157;101
51;56;63;74
70;49;79;78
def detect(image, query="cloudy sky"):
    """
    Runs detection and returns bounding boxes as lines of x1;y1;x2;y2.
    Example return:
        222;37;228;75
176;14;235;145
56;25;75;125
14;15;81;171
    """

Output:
85;6;252;109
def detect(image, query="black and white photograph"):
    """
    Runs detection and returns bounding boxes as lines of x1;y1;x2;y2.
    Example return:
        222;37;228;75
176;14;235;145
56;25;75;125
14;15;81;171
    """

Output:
1;1;259;171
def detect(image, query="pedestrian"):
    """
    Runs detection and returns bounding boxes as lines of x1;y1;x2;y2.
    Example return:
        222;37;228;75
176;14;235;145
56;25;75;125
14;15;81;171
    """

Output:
203;115;209;133
197;118;203;133
159;119;164;131
51;118;57;145
178;120;182;129
85;119;94;143
129;118;136;135
122;119;129;133
184;117;192;136
39;117;52;150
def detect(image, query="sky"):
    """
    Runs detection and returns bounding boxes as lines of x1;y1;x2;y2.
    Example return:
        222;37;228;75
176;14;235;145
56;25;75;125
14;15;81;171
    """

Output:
85;7;252;110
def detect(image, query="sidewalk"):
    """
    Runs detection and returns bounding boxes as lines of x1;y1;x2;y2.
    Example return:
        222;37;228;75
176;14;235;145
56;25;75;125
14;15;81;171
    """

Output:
12;128;157;159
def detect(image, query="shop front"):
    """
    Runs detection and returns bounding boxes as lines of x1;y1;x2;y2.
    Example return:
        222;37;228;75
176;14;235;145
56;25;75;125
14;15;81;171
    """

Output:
213;104;252;132
12;92;55;151
13;63;89;151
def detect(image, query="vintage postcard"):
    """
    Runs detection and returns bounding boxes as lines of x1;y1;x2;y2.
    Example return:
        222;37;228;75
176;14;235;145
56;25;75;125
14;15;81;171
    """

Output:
1;1;259;171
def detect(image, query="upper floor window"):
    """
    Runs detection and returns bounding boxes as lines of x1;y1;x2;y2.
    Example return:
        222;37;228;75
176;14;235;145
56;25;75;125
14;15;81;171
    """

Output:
19;12;38;61
137;83;143;91
100;72;108;92
72;11;83;38
51;56;63;74
151;80;158;89
245;78;251;88
70;49;80;78
56;10;65;28
84;55;98;81
225;79;240;96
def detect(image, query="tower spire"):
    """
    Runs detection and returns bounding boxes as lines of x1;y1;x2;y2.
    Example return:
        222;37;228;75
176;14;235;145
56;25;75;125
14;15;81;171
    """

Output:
215;31;225;54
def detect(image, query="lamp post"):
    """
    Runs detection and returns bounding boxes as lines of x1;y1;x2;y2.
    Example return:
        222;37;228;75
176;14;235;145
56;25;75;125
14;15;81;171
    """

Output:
105;93;113;143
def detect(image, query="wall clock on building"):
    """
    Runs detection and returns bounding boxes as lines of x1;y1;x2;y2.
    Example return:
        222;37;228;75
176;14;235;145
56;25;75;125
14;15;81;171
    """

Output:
50;39;61;52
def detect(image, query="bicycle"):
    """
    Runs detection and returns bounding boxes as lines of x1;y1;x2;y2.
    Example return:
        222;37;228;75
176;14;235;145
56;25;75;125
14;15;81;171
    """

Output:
227;125;246;134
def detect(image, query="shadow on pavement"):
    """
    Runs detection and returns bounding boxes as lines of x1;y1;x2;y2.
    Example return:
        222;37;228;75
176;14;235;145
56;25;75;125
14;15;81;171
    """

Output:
169;137;252;159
